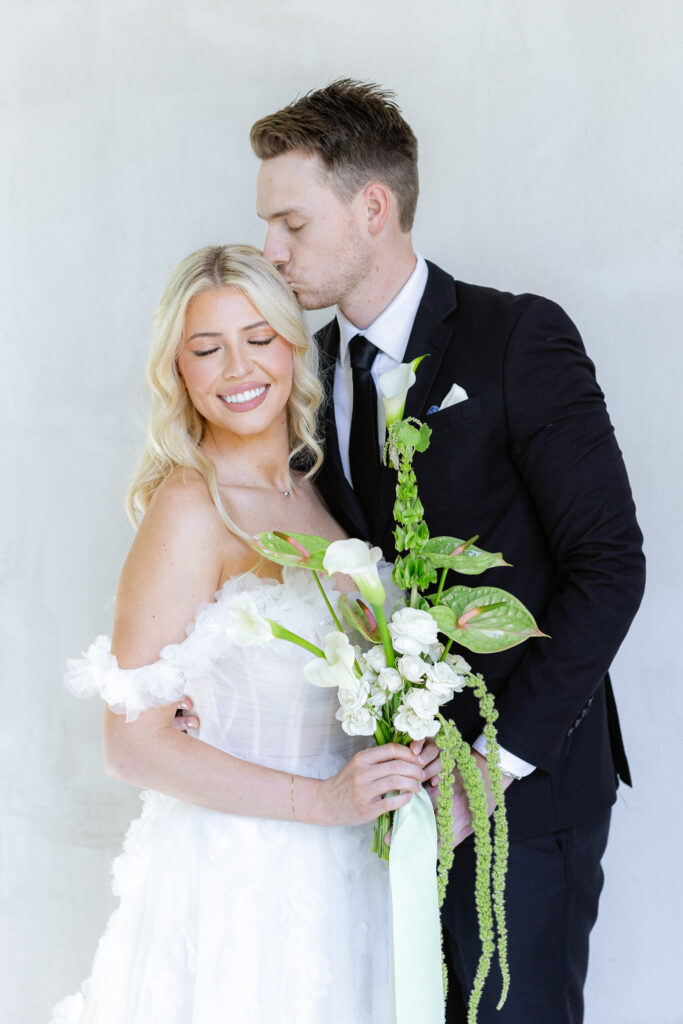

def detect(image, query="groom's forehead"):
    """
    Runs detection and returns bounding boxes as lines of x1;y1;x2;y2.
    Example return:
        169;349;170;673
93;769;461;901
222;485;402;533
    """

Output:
255;152;338;213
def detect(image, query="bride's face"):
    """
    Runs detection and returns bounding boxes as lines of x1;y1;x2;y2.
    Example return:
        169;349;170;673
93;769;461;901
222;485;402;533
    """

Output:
177;287;294;441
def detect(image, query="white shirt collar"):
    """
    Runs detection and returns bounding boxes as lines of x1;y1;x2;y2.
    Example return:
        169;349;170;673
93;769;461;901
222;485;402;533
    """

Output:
336;255;429;365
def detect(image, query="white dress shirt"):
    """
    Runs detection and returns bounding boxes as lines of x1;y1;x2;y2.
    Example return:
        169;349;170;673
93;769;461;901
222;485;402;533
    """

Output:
334;255;429;481
331;254;535;781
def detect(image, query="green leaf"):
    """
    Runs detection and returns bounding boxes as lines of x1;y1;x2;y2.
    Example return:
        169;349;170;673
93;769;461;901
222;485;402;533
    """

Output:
392;419;432;453
430;586;546;653
422;536;510;575
251;531;330;569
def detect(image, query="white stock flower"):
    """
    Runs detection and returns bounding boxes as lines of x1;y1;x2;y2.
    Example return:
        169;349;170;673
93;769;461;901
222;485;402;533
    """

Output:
363;646;387;673
335;676;376;736
304;632;358;689
323;539;386;606
425;661;466;701
336;704;377;736
224;595;273;646
389;607;439;656
368;681;388;710
428;641;445;662
445;653;471;673
396;654;428;683
377;667;404;694
393;688;441;741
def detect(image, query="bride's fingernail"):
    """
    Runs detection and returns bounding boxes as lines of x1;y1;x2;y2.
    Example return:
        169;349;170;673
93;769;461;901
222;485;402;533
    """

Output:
179;699;190;709
418;755;425;765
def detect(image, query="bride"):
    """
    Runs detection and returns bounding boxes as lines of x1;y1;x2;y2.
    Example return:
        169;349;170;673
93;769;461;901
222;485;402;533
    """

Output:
50;244;432;1024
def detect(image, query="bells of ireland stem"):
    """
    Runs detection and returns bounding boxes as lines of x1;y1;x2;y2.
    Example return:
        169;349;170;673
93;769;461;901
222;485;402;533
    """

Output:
378;354;428;427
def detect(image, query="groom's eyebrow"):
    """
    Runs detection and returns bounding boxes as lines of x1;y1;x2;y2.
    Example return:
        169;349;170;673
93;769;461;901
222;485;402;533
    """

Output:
258;205;305;220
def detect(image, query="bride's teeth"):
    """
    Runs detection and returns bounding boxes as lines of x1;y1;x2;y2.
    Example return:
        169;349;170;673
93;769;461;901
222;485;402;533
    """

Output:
222;386;267;405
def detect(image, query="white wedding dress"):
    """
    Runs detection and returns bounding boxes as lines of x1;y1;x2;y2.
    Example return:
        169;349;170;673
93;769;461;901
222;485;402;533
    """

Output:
50;568;392;1024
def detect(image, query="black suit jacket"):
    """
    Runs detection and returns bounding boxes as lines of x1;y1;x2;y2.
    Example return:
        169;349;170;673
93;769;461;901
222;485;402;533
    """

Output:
315;260;645;840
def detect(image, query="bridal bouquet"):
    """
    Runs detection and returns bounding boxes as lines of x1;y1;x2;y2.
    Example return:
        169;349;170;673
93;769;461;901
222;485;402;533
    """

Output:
228;359;543;1023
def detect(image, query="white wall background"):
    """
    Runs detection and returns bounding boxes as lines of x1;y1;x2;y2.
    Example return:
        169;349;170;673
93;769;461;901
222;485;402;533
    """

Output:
2;2;681;1021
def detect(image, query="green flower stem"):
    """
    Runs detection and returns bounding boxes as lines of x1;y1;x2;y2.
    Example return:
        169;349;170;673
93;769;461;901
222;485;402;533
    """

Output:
371;809;393;862
434;567;449;606
312;570;344;634
371;601;396;669
266;620;325;659
440;637;454;661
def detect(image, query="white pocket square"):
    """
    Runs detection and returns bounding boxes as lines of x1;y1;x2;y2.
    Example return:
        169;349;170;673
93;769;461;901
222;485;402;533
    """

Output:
428;382;468;415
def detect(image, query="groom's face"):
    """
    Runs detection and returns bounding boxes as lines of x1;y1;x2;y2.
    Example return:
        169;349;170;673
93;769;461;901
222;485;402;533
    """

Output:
256;150;372;311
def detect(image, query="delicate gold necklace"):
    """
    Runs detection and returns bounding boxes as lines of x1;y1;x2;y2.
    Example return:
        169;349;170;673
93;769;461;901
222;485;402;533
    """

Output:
216;478;293;499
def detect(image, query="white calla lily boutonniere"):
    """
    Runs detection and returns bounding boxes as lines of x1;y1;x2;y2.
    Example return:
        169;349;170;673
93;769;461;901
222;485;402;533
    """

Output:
378;354;428;426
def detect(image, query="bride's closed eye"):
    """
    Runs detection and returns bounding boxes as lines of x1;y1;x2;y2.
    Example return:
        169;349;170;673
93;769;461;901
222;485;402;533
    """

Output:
248;335;277;346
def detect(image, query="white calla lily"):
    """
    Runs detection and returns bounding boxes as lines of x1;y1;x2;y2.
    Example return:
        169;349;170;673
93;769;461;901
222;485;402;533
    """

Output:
224;595;273;646
303;631;358;688
378;355;427;426
323;539;386;606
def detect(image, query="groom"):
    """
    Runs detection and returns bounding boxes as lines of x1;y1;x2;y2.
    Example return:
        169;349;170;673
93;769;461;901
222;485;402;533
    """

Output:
246;79;645;1023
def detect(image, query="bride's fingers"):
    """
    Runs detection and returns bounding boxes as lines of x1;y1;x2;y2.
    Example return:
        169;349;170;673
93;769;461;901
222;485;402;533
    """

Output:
357;743;424;766
375;791;412;815
365;758;424;785
368;771;422;801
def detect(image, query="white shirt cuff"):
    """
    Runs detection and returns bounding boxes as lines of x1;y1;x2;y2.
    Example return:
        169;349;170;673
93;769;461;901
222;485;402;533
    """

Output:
472;734;536;779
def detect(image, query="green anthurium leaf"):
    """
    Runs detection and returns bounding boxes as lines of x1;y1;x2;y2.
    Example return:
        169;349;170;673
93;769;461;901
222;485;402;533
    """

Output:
430;585;546;653
338;594;381;643
422;536;510;575
251;531;330;569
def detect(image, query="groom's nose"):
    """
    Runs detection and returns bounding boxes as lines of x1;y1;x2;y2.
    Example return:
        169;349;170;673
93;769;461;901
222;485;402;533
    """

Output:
263;226;289;271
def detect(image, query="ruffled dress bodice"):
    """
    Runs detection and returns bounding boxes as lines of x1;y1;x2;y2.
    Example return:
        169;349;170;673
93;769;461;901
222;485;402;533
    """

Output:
67;568;369;777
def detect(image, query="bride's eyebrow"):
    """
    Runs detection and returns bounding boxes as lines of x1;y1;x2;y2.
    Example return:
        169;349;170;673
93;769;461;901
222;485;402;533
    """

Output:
187;322;270;342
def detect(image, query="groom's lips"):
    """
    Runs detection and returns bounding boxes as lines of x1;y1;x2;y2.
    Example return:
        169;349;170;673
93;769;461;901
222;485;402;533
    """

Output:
218;383;269;412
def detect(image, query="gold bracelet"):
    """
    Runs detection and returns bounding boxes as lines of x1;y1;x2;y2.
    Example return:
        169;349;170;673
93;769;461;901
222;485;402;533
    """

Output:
290;775;296;822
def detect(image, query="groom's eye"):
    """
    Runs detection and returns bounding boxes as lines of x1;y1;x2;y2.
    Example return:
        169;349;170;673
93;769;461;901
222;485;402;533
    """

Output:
286;221;304;233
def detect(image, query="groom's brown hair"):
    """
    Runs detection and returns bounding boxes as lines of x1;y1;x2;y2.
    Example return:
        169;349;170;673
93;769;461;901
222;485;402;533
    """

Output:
250;78;419;232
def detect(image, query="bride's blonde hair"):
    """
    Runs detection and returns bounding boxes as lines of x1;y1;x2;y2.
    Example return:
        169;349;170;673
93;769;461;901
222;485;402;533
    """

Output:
126;244;324;535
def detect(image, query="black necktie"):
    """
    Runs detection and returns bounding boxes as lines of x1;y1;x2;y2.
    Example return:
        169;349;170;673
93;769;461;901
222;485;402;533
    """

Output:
348;334;380;516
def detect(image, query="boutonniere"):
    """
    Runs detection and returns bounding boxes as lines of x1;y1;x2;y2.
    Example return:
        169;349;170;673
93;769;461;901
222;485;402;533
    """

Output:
427;381;468;416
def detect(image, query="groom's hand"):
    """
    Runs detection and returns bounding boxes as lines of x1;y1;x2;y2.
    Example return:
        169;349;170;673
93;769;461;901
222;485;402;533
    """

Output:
172;696;199;733
409;738;441;791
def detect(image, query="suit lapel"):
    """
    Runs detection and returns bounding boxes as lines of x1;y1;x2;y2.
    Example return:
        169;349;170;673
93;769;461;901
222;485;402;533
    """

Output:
374;262;460;543
403;261;459;419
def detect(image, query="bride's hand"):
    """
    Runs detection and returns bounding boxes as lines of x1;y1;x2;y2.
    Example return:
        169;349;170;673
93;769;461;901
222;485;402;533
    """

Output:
319;744;425;826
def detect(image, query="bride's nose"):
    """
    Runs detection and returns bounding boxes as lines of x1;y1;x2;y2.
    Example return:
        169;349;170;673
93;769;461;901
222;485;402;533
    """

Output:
222;342;253;379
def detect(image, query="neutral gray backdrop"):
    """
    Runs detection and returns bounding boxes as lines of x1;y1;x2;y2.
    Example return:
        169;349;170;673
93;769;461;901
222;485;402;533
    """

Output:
2;2;681;1021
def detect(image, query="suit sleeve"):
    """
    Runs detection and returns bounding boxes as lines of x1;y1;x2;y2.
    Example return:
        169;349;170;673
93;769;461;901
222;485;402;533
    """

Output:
491;297;645;771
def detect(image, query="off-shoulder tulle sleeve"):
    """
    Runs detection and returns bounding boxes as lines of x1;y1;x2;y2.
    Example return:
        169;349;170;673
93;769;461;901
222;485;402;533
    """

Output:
64;635;187;723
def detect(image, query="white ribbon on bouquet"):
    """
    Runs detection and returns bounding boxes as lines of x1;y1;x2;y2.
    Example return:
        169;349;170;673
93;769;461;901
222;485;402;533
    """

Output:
389;787;445;1023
